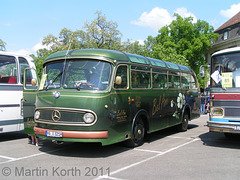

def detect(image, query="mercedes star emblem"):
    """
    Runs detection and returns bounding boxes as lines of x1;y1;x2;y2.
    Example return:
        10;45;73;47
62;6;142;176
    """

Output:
52;110;61;121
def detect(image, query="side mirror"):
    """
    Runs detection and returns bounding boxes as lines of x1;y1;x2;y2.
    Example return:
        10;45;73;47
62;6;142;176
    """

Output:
199;65;205;78
115;76;122;85
31;79;37;86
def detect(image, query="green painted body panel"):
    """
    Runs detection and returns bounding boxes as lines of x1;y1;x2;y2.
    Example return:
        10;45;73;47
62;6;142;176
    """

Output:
36;89;132;145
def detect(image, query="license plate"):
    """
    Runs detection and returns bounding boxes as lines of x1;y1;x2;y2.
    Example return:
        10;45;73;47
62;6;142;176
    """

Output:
234;126;240;130
46;131;63;137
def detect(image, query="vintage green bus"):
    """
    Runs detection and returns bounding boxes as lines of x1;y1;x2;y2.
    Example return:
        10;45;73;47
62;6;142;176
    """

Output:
30;49;200;147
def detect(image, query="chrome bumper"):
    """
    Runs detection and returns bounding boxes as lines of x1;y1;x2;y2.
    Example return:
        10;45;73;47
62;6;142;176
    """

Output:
207;121;240;133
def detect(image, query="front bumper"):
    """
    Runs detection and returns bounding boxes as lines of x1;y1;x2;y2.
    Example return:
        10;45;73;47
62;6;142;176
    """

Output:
34;127;108;139
207;121;240;134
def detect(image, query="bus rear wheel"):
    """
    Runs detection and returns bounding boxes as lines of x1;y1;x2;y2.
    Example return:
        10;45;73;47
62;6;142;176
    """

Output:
177;113;189;132
125;117;145;148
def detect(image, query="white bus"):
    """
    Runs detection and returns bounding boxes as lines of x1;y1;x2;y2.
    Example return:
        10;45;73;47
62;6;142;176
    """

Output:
0;51;38;134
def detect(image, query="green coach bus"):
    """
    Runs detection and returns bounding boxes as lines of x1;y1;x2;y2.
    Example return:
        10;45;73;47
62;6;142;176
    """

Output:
28;49;200;147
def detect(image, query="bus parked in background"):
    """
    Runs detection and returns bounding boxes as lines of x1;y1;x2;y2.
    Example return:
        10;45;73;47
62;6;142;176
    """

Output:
203;47;240;136
32;49;200;147
0;51;38;134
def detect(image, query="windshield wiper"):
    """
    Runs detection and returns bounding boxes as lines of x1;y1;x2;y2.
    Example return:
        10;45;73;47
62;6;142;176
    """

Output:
45;71;63;90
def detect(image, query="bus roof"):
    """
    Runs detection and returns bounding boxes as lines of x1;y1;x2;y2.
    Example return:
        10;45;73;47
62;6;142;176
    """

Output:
44;49;191;72
0;51;33;60
212;47;240;57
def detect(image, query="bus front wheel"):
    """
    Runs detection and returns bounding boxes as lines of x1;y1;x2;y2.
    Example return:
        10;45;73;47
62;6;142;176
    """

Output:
125;117;145;148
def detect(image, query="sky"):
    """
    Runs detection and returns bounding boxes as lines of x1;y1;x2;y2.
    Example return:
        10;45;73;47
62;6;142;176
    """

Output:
0;0;240;55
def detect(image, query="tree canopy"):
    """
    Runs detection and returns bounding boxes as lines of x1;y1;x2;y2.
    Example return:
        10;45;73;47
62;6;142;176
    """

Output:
150;14;218;88
41;11;122;52
2;11;218;88
154;14;218;71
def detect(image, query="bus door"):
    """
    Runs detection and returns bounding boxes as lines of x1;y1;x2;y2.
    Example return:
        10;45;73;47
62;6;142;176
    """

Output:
23;68;38;135
111;65;131;136
167;71;182;126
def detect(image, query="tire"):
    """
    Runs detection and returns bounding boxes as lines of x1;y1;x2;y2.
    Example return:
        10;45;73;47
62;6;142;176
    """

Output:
125;117;145;148
177;113;189;132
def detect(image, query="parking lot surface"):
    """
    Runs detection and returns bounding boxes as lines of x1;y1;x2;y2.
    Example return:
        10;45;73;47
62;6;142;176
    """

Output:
1;114;240;180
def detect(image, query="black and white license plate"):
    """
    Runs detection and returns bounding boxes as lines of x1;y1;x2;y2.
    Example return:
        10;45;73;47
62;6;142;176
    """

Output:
46;131;63;137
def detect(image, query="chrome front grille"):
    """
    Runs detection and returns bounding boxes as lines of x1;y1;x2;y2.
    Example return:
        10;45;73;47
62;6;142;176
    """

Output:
225;107;240;117
212;100;240;117
35;107;97;126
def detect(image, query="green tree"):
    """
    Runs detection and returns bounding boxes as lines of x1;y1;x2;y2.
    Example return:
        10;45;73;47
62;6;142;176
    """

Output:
0;39;6;51
152;43;188;66
84;11;122;49
42;11;122;52
121;36;155;57
154;13;218;88
35;11;123;76
31;48;53;78
42;28;86;52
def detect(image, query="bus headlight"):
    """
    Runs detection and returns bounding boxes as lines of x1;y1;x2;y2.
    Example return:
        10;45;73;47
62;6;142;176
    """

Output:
83;113;95;124
34;110;40;120
212;108;223;116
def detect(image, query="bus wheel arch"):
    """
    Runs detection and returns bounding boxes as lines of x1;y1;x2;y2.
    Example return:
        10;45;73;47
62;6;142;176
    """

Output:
177;105;190;132
125;110;149;148
132;110;150;134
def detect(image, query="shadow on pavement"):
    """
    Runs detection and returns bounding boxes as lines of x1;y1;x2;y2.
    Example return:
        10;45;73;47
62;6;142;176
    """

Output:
0;130;27;142
145;123;198;143
36;123;199;157
199;131;240;149
37;140;131;158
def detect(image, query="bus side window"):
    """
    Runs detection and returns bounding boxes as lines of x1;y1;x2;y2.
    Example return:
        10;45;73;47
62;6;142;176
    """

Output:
131;70;150;88
190;74;197;89
153;71;167;89
181;73;190;89
140;71;151;88
114;65;128;89
173;75;180;88
168;71;180;89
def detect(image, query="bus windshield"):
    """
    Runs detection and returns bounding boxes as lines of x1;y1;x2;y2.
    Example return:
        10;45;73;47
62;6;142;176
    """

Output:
211;52;240;88
40;59;112;91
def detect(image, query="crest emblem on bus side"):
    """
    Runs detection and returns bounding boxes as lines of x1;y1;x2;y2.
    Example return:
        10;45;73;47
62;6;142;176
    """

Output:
52;110;61;121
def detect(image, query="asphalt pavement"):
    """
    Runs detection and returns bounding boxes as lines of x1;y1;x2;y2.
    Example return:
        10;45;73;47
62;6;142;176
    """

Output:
0;114;240;180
